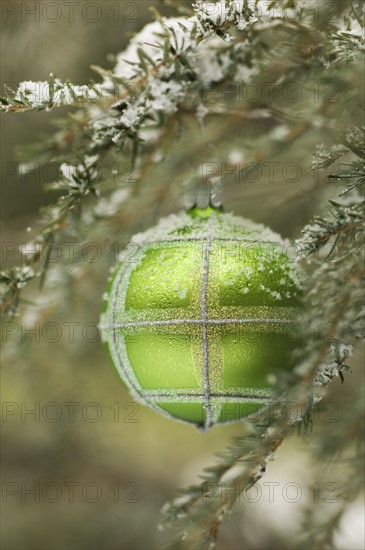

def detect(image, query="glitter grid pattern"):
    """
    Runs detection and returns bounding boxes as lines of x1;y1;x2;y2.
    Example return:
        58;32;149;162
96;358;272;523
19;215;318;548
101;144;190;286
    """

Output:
101;217;300;429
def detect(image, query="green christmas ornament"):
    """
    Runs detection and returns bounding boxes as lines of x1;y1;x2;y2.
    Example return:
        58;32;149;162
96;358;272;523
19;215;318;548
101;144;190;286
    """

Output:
100;207;303;429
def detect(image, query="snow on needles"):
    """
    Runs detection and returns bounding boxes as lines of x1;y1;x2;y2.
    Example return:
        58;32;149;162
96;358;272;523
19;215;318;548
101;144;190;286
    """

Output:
15;80;102;109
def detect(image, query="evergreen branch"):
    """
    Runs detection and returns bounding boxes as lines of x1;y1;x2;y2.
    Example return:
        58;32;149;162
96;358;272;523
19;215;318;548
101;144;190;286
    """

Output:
161;224;363;547
303;131;365;256
2;1;362;311
298;385;364;549
299;504;346;550
0;77;104;113
297;200;365;259
160;285;359;549
160;133;364;546
161;285;362;548
311;144;351;170
0;266;37;321
2;2;364;548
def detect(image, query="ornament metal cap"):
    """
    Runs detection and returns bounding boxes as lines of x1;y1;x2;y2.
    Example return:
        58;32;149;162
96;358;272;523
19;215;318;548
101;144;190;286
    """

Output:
187;180;224;218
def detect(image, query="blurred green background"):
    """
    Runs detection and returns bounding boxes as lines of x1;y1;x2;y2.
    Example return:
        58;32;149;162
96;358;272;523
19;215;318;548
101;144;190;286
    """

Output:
1;2;364;549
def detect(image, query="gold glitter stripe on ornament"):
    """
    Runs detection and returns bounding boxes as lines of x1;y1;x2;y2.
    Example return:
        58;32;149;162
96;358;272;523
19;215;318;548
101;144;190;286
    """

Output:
141;384;273;395
146;394;273;402
135;237;286;245
99;317;298;330
201;238;213;428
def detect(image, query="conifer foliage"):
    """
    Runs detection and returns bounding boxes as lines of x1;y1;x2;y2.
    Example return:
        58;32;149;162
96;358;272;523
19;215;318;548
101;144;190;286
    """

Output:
1;1;364;549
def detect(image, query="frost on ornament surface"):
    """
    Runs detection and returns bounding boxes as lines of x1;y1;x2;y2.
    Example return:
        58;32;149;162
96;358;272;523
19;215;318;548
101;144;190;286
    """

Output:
100;209;303;429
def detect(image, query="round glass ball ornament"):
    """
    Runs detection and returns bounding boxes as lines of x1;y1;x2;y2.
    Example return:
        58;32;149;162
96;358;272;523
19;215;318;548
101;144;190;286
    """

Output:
100;207;303;429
